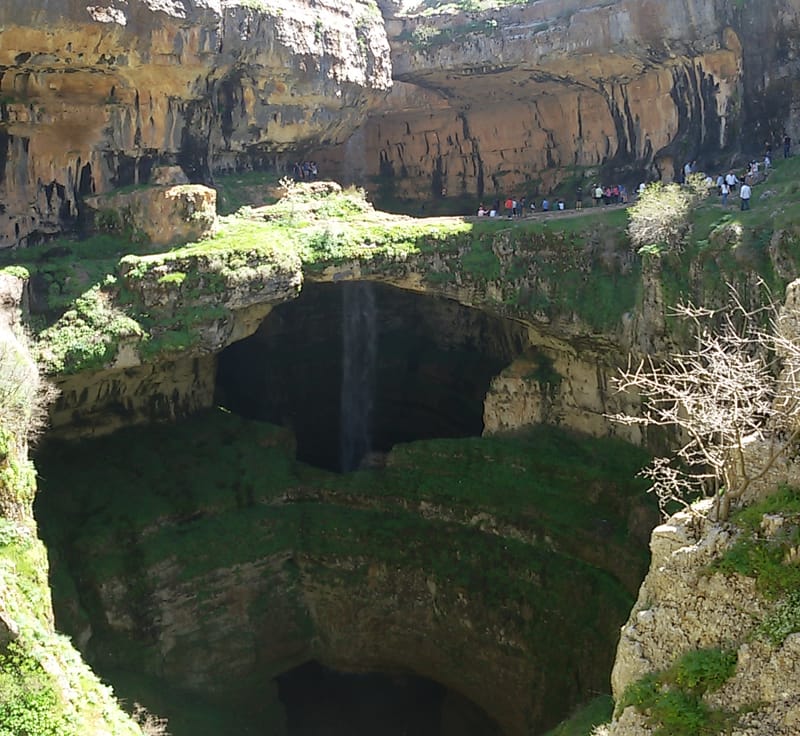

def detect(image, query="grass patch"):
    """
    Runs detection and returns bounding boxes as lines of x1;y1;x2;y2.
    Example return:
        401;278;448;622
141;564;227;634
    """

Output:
715;485;800;599
615;648;738;736
35;409;651;571
656;155;800;307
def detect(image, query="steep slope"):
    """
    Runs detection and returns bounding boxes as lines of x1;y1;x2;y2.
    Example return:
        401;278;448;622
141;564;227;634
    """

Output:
0;272;144;735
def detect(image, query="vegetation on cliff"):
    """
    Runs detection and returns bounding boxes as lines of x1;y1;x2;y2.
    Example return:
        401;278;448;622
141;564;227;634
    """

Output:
716;486;800;644
1;180;636;374
0;324;144;735
1;155;798;381
615;648;738;736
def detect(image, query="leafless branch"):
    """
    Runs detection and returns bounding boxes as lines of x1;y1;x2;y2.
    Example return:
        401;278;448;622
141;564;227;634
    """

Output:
609;284;800;520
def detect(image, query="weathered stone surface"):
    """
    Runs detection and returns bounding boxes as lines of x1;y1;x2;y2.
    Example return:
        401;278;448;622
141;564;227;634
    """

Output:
482;345;643;445
0;271;25;331
87;183;217;246
5;0;800;243
608;498;800;736
49;354;217;438
39;421;646;736
0;0;391;247
314;0;800;204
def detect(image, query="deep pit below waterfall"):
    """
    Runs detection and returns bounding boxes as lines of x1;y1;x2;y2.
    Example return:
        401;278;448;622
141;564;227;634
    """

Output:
33;283;657;736
215;282;530;472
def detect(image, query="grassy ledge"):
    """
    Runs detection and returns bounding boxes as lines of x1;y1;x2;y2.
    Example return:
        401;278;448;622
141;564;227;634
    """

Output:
3;156;800;377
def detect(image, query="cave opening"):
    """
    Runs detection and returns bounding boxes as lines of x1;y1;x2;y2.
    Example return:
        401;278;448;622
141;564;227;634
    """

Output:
215;281;529;472
276;660;501;736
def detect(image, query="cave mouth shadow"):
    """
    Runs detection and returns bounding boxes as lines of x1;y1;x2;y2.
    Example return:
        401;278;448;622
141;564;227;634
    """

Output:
276;660;502;736
216;281;529;472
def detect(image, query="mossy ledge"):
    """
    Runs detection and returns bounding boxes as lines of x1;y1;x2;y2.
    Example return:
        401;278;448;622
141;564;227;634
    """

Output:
4;159;800;382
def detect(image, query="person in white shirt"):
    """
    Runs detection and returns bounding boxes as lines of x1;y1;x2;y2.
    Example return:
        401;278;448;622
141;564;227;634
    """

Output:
739;182;752;210
725;172;739;191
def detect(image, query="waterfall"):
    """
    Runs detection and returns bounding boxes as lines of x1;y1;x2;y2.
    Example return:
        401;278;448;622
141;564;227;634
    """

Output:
340;282;377;472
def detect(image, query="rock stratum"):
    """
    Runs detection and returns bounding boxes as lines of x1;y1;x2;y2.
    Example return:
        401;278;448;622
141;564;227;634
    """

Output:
4;0;800;245
319;0;800;202
35;408;654;736
0;0;391;247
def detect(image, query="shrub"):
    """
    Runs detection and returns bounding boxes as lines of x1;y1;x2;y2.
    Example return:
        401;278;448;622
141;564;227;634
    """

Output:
0;642;71;736
628;182;693;254
616;648;738;735
0;330;56;445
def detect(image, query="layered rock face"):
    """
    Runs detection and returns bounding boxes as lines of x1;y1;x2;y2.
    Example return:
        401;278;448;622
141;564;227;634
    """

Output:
0;0;391;247
36;410;654;736
315;0;800;203
6;0;800;244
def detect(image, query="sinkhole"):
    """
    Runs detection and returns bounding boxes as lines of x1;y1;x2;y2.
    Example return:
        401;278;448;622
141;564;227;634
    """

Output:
215;281;529;471
276;660;501;736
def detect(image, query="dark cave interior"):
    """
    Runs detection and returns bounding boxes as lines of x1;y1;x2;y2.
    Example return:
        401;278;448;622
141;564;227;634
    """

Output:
215;281;529;471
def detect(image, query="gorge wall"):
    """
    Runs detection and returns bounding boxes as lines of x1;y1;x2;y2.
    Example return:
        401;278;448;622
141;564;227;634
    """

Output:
0;0;391;247
314;0;800;204
35;408;655;736
4;0;800;247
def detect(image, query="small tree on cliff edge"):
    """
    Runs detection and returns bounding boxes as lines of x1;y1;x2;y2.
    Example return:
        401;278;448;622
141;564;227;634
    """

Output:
610;287;800;521
628;175;707;254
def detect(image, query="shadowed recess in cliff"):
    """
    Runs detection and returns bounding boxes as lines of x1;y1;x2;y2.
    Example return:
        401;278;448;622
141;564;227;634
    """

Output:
215;282;529;471
277;660;501;736
34;408;654;736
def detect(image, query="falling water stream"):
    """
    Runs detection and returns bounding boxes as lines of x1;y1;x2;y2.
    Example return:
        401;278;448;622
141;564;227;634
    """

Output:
340;281;377;472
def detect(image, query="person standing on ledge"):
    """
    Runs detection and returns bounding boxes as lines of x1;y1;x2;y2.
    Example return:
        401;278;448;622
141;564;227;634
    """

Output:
739;181;752;211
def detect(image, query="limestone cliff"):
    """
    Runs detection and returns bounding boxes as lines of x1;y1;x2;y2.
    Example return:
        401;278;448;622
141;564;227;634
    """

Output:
6;0;800;245
0;0;391;247
607;502;800;736
314;0;800;204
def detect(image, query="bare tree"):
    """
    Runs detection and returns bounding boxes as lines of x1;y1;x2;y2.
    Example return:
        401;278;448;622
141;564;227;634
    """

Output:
610;287;800;520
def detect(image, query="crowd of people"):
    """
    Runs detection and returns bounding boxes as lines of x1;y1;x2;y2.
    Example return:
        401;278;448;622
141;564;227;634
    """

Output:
476;196;574;217
292;160;319;180
472;133;794;219
474;182;635;218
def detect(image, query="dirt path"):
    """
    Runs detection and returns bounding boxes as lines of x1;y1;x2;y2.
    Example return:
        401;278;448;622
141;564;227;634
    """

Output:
464;201;631;223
